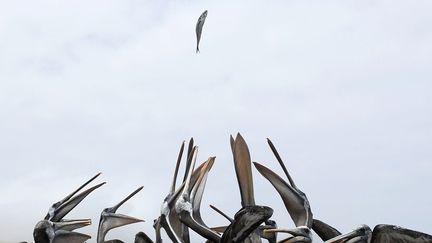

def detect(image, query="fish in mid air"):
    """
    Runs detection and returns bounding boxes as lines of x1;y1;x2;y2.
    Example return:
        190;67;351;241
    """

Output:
195;10;208;53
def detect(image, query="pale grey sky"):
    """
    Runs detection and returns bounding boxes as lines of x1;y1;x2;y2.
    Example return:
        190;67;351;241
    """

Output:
0;0;431;242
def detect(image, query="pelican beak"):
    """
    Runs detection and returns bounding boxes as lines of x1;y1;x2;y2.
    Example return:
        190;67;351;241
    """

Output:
264;226;312;238
209;204;233;223
47;173;105;222
97;186;144;242
221;205;273;243
53;219;91;231
175;147;221;242
152;217;163;243
53;230;91;243
312;219;342;241
211;226;228;233
159;141;219;243
259;221;278;242
253;161;312;228
158;141;202;243
190;157;215;226
231;133;255;207
157;215;182;243
325;225;371;243
164;144;197;243
161;150;218;243
169;141;186;194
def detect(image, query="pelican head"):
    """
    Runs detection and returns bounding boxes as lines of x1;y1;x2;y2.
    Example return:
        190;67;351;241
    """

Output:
221;205;273;243
253;138;313;228
45;173;105;222
97;186;144;243
33;220;91;243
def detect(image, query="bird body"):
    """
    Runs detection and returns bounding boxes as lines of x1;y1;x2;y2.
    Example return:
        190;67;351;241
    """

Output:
371;224;432;243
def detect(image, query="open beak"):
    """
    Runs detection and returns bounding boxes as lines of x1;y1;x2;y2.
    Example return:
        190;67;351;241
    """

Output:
47;173;105;222
97;186;144;242
231;133;255;207
53;219;91;231
159;143;210;243
253;161;312;228
325;225;371;243
190;156;215;227
175;147;221;242
166;143;197;243
45;172;101;220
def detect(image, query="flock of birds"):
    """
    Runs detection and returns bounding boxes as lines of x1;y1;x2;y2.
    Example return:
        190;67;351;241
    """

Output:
17;11;431;243
24;133;431;242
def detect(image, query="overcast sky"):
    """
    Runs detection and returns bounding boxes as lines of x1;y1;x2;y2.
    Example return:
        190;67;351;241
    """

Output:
0;0;431;242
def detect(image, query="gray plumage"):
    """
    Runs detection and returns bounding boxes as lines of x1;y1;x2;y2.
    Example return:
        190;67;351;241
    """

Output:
195;10;208;53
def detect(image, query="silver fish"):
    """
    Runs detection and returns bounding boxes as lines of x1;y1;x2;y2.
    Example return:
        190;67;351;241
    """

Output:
195;10;208;53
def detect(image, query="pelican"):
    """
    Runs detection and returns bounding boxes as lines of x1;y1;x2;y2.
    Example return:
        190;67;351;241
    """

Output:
312;220;432;243
97;186;144;243
33;220;91;243
208;134;279;243
45;172;105;222
253;138;313;242
32;173;105;243
230;133;280;242
154;139;193;243
173;142;273;243
175;146;221;242
155;139;220;242
196;10;208;53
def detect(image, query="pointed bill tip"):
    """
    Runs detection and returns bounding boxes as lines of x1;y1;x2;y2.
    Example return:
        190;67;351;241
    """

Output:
267;138;276;148
234;133;247;145
207;157;216;169
97;182;107;187
252;161;263;169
